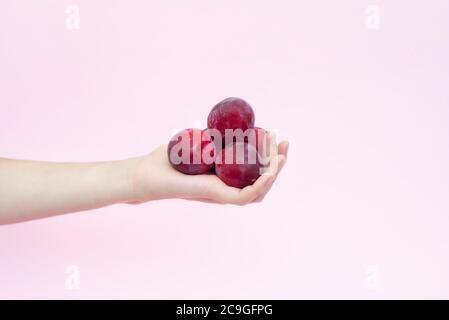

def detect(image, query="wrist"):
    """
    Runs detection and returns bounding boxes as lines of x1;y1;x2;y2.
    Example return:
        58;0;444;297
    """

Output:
94;157;143;205
121;155;149;204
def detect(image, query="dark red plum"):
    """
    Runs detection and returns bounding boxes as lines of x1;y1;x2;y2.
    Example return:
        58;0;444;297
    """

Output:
222;126;267;153
252;127;272;167
215;142;261;188
207;97;255;138
167;128;215;174
250;126;267;153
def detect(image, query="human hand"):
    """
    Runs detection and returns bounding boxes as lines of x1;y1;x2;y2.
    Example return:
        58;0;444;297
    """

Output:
129;135;289;205
0;133;288;224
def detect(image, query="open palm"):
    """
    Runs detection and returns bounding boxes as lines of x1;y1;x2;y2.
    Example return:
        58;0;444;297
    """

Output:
132;137;289;205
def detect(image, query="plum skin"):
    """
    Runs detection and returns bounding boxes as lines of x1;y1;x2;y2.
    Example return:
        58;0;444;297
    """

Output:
215;142;261;188
250;126;266;153
167;98;264;185
167;128;215;175
207;97;255;137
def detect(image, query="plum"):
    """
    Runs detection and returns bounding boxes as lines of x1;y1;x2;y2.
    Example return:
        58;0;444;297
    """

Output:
250;126;267;153
221;126;267;152
167;128;215;174
252;127;272;167
215;142;261;188
207;97;255;138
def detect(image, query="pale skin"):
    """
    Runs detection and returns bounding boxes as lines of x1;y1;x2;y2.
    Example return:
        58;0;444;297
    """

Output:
0;138;288;225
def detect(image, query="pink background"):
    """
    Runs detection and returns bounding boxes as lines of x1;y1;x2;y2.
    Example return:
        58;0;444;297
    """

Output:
1;0;449;299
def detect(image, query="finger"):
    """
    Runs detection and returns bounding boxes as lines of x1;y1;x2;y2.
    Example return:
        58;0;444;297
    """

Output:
210;171;272;205
236;173;274;205
200;137;288;206
252;174;277;203
260;131;277;168
258;134;279;178
276;150;287;175
274;141;289;176
278;140;289;157
253;154;286;203
254;159;284;203
249;156;284;204
244;138;284;204
203;178;249;205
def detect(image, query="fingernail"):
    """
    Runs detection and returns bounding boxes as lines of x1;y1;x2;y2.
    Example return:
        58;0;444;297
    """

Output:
285;142;289;156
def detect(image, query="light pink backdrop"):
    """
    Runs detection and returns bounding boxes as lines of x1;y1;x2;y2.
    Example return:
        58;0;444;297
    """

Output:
1;0;449;299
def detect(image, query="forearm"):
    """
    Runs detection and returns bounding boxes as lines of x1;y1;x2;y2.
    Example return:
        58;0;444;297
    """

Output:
0;157;140;224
